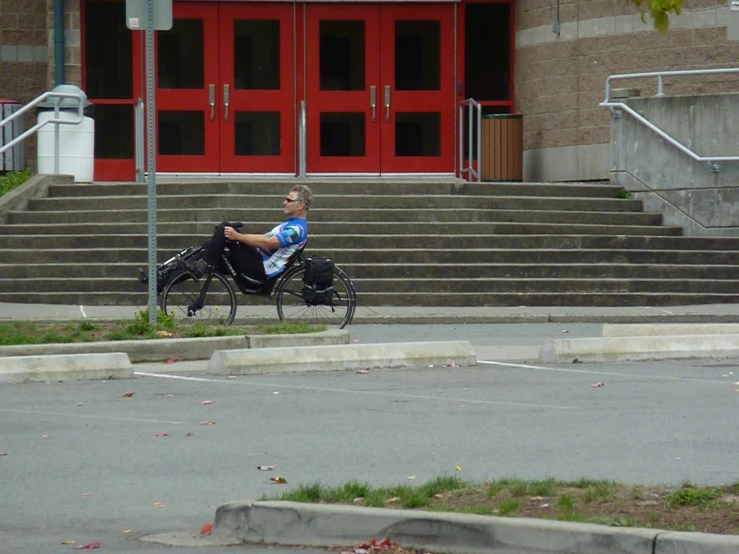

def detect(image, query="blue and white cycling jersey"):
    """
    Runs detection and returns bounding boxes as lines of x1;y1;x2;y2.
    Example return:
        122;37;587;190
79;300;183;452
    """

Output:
259;217;309;277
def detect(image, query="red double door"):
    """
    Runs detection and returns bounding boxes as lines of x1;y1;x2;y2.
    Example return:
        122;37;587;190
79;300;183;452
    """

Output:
153;3;455;175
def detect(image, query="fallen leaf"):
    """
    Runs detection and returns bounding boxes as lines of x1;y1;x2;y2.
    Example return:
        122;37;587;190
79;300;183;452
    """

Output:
200;400;214;405
352;497;364;504
562;329;569;334
156;330;174;337
153;501;166;509
258;464;276;471
386;497;400;504
356;369;370;374
407;475;416;480
81;493;91;497
675;457;681;461
200;420;216;426
227;376;235;380
273;391;280;395
459;404;465;408
270;476;288;484
155;433;169;437
591;382;604;388
186;433;193;437
450;360;456;368
62;540;75;545
122;392;135;398
0;453;7;456
122;530;132;534
75;403;84;407
455;465;462;471
433;493;443;500
41;435;49;439
164;358;180;364
77;542;101;550
200;523;213;535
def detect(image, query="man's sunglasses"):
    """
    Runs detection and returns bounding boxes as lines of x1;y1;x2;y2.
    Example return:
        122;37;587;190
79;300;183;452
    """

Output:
284;197;302;203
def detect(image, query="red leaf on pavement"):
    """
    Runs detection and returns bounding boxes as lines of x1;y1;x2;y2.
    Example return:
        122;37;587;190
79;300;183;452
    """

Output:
591;382;604;388
200;523;213;535
379;538;392;548
200;400;214;405
155;433;169;437
356;369;370;375
122;392;135;398
77;542;101;549
164;357;180;364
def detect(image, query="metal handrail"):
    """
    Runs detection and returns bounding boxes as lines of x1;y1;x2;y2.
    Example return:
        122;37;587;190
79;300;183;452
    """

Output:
135;98;145;183
459;98;481;182
0;91;85;173
299;100;307;177
601;68;739;172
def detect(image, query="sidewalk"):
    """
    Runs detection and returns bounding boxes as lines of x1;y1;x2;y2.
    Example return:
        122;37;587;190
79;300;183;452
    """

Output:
4;302;739;323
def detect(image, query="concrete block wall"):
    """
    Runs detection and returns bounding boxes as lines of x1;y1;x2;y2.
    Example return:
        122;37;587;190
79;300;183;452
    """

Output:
611;92;739;236
515;0;739;182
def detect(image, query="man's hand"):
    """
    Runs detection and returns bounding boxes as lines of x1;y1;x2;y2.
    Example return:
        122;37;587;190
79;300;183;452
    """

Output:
224;226;241;242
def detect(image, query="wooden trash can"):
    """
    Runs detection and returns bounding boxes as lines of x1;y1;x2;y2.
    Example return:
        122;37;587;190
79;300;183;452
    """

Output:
481;114;523;182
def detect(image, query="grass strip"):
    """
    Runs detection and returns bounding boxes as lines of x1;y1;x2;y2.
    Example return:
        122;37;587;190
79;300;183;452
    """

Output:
264;476;739;535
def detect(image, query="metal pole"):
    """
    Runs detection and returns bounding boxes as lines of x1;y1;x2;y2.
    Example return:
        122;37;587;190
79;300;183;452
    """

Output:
136;98;145;183
476;104;481;182
54;102;60;174
657;75;664;97
458;104;463;178
146;0;158;326
467;103;472;178
299;100;306;177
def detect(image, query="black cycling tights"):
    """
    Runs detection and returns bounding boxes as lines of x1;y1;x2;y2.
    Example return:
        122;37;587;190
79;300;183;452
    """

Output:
201;222;267;280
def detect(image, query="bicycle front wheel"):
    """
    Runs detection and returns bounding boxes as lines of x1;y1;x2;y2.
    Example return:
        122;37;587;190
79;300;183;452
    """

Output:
275;265;356;329
161;269;237;326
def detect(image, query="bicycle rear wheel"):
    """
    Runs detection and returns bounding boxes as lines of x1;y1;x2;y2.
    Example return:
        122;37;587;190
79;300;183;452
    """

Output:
161;269;237;326
275;265;356;329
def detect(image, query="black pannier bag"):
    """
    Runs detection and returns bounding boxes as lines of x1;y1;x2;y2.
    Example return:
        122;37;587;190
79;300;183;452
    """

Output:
302;256;335;305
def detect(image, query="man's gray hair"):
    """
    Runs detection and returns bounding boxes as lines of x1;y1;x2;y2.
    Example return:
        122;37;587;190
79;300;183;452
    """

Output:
291;185;312;211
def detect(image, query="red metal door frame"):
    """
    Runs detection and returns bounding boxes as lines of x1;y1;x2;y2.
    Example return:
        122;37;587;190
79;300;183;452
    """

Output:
380;4;455;173
218;3;295;173
306;5;381;173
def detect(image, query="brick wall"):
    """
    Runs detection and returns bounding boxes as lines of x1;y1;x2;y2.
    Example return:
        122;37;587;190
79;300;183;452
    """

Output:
1;0;81;166
515;0;739;152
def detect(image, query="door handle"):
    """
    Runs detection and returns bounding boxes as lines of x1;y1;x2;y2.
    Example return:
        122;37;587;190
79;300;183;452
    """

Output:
370;86;376;122
384;85;391;122
209;84;215;120
224;84;230;121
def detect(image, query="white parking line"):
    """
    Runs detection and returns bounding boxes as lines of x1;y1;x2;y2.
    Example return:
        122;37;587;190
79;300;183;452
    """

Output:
0;407;185;425
134;371;576;410
478;360;729;384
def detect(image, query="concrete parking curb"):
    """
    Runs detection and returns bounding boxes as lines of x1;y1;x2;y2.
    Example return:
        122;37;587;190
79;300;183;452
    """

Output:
539;331;739;363
602;323;739;337
0;330;349;363
0;352;132;384
207;341;476;375
214;500;660;554
214;501;739;554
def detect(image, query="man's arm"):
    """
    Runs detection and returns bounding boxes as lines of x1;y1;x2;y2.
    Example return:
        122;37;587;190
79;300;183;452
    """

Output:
224;226;280;250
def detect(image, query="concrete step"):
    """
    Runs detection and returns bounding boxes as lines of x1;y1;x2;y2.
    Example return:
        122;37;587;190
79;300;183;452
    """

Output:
1;290;738;307
1;276;737;295
0;221;679;236
3;262;739;280
3;248;739;265
13;233;737;250
47;181;623;198
26;194;645;212
6;208;664;226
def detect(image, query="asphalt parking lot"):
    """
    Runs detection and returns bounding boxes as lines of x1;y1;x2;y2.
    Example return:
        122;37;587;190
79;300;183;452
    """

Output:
1;353;738;553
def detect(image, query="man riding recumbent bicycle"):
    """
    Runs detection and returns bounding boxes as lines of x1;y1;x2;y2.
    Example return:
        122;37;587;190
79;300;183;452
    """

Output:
137;185;356;329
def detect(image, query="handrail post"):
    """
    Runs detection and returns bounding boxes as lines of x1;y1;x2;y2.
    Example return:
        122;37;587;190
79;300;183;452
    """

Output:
657;75;664;97
135;98;145;183
299;100;306;177
54;101;60;174
458;104;463;179
476;103;482;182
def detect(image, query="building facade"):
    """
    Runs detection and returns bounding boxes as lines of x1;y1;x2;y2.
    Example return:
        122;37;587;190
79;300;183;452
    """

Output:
1;0;737;181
